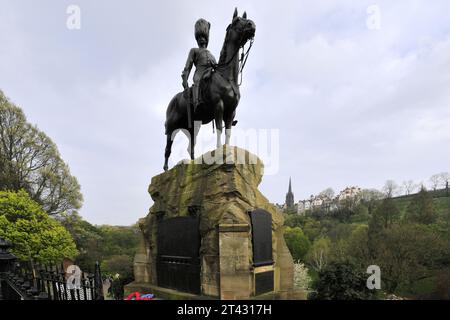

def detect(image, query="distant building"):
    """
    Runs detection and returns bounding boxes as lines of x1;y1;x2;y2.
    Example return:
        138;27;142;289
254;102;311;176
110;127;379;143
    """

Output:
338;186;362;201
297;186;363;216
298;194;333;215
285;178;295;210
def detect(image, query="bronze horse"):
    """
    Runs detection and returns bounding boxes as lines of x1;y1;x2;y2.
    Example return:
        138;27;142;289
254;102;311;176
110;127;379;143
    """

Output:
163;9;256;171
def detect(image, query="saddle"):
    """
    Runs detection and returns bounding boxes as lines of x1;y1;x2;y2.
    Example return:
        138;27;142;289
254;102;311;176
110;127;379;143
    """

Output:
183;67;214;107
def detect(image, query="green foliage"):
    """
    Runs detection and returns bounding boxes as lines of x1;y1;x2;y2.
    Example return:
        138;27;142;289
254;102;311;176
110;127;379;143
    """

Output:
101;254;134;280
293;261;312;291
372;197;400;230
284;214;306;228
345;225;371;268
284;227;311;261
301;218;323;242
284;186;450;299
0;190;78;263
0;90;82;215
60;212;140;273
406;188;436;224
349;204;371;223
306;237;332;272
312;261;375;300
370;223;450;293
97;225;140;258
60;212;103;271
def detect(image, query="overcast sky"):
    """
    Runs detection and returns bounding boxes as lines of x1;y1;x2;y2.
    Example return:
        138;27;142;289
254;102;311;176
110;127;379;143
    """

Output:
1;1;449;225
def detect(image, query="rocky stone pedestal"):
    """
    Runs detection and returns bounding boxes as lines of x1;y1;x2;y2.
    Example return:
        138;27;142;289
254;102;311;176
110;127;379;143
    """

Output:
125;146;297;299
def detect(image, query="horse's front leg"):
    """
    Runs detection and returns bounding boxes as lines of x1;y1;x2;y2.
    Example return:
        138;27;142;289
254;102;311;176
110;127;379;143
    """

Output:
215;100;224;148
224;111;236;145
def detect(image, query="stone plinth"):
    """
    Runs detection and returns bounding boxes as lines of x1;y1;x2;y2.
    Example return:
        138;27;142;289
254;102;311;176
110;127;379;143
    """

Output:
125;146;295;299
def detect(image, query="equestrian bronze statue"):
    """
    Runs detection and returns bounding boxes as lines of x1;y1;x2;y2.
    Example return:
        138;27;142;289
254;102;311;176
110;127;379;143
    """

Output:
163;8;256;171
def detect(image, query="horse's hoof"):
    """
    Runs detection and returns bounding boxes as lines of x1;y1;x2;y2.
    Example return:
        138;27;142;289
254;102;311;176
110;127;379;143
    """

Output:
163;165;168;171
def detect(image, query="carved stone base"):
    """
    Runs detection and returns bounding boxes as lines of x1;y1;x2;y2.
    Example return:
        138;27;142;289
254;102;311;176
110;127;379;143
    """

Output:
125;146;298;300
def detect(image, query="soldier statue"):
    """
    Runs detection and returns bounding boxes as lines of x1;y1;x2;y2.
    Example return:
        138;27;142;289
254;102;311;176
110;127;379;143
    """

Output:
163;9;256;171
181;19;217;112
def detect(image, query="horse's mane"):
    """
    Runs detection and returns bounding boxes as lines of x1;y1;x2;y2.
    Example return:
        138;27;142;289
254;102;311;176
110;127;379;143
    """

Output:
218;25;231;65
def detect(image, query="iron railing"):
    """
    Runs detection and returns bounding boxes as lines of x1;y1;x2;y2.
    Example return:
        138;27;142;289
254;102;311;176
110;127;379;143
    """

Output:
0;261;104;300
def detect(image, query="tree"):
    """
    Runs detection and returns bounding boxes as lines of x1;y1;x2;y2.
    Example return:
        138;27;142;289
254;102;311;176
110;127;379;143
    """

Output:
0;91;82;215
319;188;335;199
101;254;134;280
306;237;332;272
313;261;375;300
406;187;436;225
359;189;384;216
371;197;400;230
429;174;441;191
382;180;399;198
293;262;312;291
0;190;78;264
284;227;311;261
301;218;322;242
439;172;450;196
60;212;103;271
402;180;417;196
345;225;371;268
371;223;449;293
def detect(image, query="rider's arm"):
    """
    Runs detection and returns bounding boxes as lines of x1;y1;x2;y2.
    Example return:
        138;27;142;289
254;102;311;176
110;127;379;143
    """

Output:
181;48;196;89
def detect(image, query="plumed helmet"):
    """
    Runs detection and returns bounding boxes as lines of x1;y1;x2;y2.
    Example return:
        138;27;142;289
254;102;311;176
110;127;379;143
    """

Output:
194;18;210;44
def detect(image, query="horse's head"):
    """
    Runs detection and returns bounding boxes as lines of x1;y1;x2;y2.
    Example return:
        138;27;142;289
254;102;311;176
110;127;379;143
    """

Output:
227;8;256;47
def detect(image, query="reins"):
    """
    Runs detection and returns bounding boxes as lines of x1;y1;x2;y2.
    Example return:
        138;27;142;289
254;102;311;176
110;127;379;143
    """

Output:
214;26;254;87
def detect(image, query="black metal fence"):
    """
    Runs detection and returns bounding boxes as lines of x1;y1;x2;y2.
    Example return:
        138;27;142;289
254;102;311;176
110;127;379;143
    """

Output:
0;260;104;300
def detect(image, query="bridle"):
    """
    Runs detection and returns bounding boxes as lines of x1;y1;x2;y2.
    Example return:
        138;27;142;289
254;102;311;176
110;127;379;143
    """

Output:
214;21;255;86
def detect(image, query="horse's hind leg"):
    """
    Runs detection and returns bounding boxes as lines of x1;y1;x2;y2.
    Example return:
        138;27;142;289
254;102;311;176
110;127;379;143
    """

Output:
183;129;195;160
164;132;174;171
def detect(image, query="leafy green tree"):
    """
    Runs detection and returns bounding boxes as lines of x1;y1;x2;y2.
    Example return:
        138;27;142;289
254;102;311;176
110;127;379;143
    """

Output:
284;227;311;261
60;212;103;271
306;237;332;272
0;91;82;215
371;223;449;293
345;225;371;268
284;214;305;228
293;262;312;291
101;254;134;279
313;261;375;300
60;213;140;273
370;197;400;230
406;187;436;224
302;218;322;242
97;225;140;257
0;190;78;263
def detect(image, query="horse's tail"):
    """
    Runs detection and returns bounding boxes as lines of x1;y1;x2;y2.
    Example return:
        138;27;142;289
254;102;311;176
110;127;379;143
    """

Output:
164;94;177;135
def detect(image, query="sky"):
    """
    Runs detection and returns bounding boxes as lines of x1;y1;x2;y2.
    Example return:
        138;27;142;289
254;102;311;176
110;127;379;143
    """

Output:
0;0;449;225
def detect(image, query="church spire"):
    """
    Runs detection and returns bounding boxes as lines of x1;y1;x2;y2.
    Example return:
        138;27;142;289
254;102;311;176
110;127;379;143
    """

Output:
288;177;292;193
285;177;295;210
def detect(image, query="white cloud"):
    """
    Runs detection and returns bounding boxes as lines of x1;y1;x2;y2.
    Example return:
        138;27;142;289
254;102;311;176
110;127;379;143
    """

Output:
1;0;449;224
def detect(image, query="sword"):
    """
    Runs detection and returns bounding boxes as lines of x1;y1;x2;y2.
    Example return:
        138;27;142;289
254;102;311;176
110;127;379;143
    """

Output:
184;88;192;129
